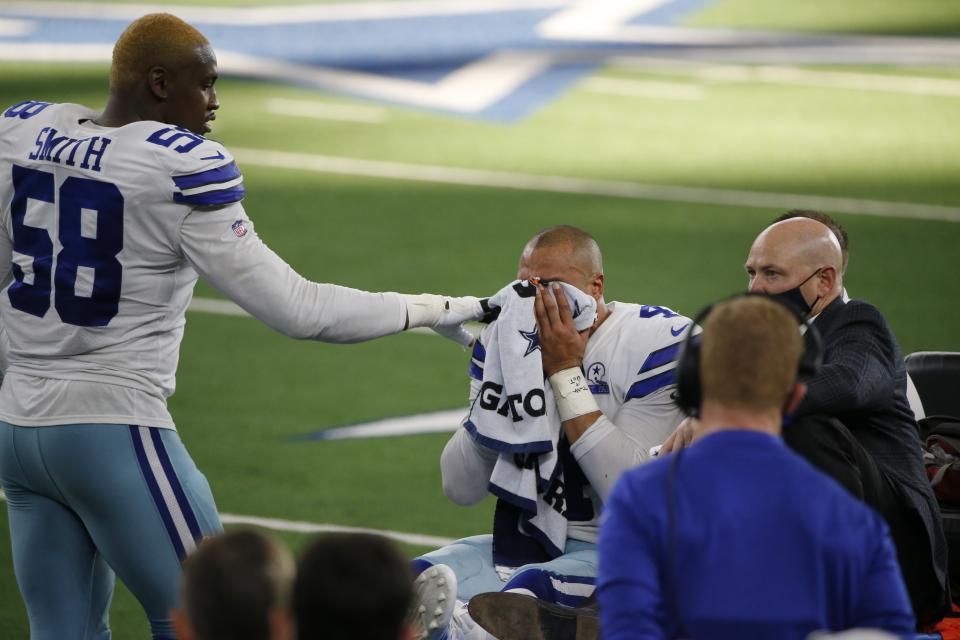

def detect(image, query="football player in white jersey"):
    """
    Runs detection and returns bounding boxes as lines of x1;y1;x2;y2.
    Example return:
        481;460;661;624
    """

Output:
409;226;692;640
0;13;483;640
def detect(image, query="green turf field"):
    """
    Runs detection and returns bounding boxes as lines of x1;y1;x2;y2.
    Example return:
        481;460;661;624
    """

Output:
2;2;960;637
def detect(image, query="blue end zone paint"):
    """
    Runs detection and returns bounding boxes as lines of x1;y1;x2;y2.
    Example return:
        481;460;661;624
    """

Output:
627;0;719;27
482;60;600;123
0;1;720;122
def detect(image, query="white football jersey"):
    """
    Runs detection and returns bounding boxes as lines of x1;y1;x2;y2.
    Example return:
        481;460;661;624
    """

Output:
446;300;692;543
0;101;408;428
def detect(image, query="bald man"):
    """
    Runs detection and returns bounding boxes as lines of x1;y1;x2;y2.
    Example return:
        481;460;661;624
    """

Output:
668;216;948;626
0;13;483;640
749;218;947;625
409;226;690;640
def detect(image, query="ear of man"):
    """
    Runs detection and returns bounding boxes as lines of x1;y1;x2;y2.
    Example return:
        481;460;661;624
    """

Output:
148;66;170;101
783;382;807;417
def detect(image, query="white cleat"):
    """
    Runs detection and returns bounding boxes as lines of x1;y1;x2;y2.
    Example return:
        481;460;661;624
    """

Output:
409;564;458;640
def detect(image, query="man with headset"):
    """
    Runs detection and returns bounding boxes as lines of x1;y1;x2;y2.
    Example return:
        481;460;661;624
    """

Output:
597;294;914;639
663;216;949;626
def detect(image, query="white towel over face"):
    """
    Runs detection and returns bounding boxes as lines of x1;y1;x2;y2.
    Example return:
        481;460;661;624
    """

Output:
462;279;597;561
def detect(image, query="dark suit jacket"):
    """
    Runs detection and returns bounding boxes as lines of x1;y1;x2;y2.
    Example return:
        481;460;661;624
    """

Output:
798;296;947;593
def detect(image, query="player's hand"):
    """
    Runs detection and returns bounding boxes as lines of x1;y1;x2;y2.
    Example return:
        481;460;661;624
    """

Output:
660;417;697;454
403;294;484;348
534;282;589;377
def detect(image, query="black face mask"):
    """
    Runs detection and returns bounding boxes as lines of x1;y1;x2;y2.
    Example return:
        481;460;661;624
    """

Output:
770;269;821;317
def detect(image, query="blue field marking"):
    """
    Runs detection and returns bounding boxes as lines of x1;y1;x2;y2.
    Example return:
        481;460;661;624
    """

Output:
0;0;716;122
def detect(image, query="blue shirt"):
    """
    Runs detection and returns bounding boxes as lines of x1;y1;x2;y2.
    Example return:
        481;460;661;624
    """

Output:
598;430;915;639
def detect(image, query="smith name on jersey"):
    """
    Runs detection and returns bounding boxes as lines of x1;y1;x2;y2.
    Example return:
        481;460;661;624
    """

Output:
0;100;246;428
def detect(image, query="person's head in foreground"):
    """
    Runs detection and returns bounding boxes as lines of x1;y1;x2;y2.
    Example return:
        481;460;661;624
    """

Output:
293;533;415;640
696;294;806;438
101;12;219;134
173;529;295;640
745;216;844;319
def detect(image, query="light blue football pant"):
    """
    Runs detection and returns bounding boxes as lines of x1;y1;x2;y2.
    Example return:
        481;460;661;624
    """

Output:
414;534;597;606
0;422;222;640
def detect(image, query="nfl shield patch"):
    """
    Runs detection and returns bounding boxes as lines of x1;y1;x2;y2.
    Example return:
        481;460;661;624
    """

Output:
231;220;248;238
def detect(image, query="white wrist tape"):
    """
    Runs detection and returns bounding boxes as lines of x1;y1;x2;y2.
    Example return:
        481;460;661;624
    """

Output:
548;367;600;422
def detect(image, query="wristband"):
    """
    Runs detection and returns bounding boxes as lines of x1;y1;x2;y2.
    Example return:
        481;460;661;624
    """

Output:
548;367;600;422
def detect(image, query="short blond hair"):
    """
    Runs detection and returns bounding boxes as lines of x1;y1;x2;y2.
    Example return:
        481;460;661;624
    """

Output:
700;296;803;411
109;13;209;93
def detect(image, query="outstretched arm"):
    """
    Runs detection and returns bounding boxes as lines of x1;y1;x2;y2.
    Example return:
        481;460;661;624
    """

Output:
179;203;481;343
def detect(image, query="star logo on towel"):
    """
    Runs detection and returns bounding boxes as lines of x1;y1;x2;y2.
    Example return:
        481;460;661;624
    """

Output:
572;298;583;320
519;327;540;357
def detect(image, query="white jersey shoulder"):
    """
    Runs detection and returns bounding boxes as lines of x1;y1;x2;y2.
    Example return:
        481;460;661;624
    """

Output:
582;301;694;405
1;100;243;210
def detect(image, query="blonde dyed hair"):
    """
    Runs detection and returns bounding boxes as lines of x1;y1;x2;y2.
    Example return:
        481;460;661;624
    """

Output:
109;13;209;93
700;296;803;411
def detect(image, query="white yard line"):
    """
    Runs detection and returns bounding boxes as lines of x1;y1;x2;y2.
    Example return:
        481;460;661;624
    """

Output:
188;297;250;317
305;408;465;440
582;76;705;100
612;56;960;98
219;513;455;547
0;489;453;547
230;147;960;223
266;98;387;123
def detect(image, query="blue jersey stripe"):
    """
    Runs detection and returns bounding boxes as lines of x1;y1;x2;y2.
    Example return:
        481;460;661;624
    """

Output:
638;341;682;374
471;339;486;363
468;361;484;381
173;161;241;190
130;426;186;560
149;428;203;543
502;569;595;607
174;184;245;206
625;370;676;402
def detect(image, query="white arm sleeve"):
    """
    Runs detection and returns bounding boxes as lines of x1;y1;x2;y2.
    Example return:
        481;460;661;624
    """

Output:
569;386;683;501
179;203;408;342
440;376;497;505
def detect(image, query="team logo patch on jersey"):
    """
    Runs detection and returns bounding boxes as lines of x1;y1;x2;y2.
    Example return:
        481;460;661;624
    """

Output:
587;361;609;394
231;220;248;238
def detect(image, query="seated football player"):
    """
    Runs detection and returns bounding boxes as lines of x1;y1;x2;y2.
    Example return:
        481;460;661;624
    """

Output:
407;225;691;639
0;13;483;640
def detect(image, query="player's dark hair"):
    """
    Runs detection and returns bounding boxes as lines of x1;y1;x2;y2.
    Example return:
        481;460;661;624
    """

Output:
294;533;414;640
182;529;294;640
772;210;849;272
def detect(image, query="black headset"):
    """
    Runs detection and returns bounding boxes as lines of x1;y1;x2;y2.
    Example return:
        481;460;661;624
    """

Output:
673;293;824;417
